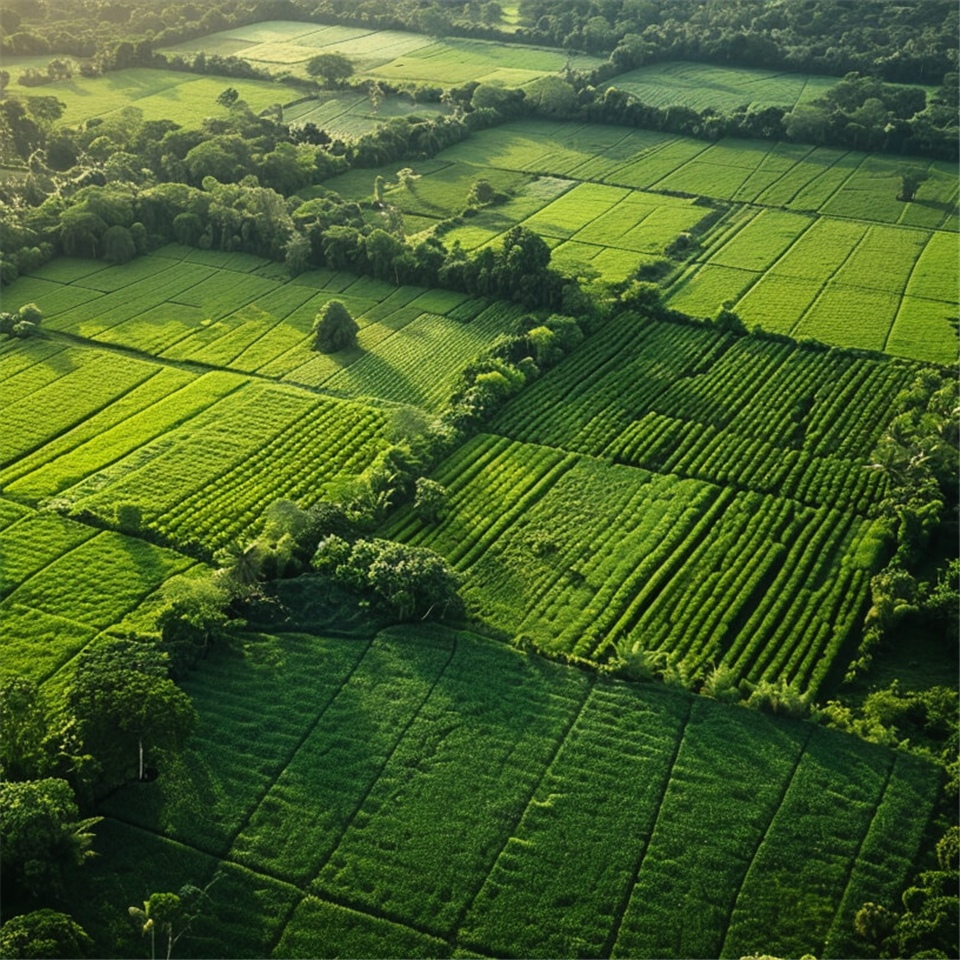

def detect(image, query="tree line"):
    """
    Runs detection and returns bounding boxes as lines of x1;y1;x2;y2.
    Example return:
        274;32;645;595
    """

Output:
3;0;956;88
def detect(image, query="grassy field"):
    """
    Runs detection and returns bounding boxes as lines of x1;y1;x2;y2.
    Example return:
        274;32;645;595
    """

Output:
0;335;391;550
3;65;290;126
65;625;939;960
0;497;199;691
666;208;958;362
321;162;715;281
158;21;606;84
0;248;523;407
605;61;841;112
345;120;956;361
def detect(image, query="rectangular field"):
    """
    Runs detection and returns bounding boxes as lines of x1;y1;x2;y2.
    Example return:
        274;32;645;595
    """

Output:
1;249;523;409
605;62;855;113
70;626;939;960
383;436;886;697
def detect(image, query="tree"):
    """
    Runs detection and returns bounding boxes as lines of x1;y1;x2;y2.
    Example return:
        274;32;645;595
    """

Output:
311;299;358;353
129;892;182;960
898;167;930;201
213;540;264;596
215;87;238;108
0;910;93;959
102;224;136;263
0;677;48;781
305;53;353;88
0;779;100;897
11;302;43;339
413;478;447;524
68;640;196;788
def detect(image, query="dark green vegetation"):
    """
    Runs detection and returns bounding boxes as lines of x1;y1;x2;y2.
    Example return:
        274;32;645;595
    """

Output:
1;1;957;958
55;628;942;960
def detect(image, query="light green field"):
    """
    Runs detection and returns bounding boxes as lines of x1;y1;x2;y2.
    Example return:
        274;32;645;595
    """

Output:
0;497;199;690
62;625;938;960
322;160;712;281
4;66;290;126
159;21;606;84
667;209;957;361
0;336;392;549
0;248;525;407
606;61;841;112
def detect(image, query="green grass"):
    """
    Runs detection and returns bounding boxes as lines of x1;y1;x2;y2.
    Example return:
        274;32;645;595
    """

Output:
158;22;605;83
1;249;524;409
0;499;198;687
384;435;886;697
75;625;939;959
605;61;852;113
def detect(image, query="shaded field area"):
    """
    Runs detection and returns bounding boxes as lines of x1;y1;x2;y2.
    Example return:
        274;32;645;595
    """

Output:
0;497;198;691
71;626;938;960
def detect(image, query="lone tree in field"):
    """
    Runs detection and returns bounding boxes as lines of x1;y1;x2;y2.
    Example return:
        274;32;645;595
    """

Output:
305;53;353;88
312;300;358;352
897;167;930;202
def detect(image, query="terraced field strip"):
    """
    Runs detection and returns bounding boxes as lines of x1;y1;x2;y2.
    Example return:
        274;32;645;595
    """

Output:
608;698;811;958
5;252;527;404
83;627;940;959
0;367;241;499
490;314;915;514
56;383;388;548
100;631;374;858
604;62;839;112
0;348;161;467
309;628;592;936
436;121;959;230
718;729;904;960
459;684;691;958
0;508;198;685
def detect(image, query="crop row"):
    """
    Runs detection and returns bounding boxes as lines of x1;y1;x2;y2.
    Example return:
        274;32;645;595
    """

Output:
491;315;915;514
1;368;241;500
61;384;386;548
392;436;886;697
157;396;386;546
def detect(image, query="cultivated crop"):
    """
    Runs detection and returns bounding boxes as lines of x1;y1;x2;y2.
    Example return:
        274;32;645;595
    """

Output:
70;627;940;960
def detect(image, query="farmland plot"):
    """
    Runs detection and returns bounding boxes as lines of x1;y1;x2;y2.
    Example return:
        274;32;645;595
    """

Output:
0;499;198;687
384;436;885;695
667;212;955;361
605;62;850;113
158;21;605;82
75;627;938;960
2;250;522;409
489;314;915;514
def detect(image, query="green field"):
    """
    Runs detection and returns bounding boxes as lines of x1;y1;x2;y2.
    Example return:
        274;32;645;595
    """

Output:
0;336;392;550
62;626;938;960
323;120;957;361
667;208;958;361
0;248;523;406
0;497;199;691
322;163;715;280
376;311;930;695
1;62;436;136
159;21;606;85
605;61;841;111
